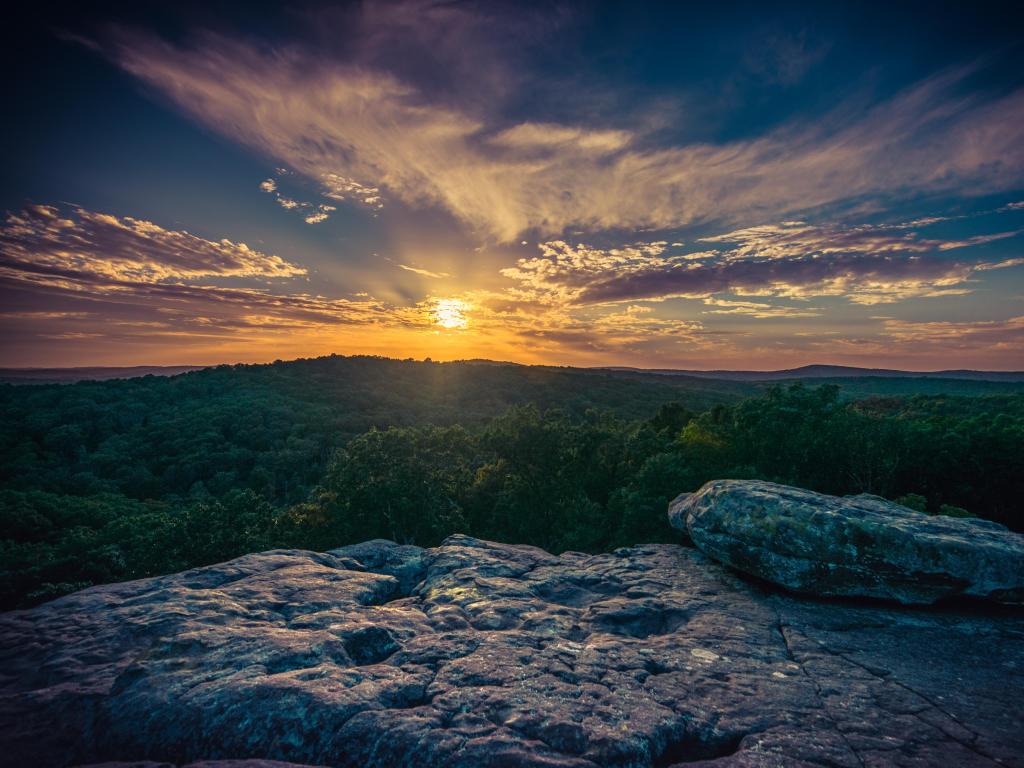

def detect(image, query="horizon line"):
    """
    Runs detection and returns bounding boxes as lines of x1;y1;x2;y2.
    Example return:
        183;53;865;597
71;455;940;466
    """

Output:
2;354;1022;376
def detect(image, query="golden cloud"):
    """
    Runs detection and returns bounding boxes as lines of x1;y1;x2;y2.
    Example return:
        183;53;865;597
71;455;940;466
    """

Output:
106;32;1024;242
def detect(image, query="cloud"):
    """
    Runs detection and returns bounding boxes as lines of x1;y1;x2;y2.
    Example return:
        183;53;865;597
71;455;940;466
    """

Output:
0;310;95;320
103;30;1024;242
975;257;1024;271
702;220;1020;260
321;174;384;210
1;265;406;333
702;298;822;318
500;239;945;306
498;240;700;305
579;251;981;306
0;202;447;355
398;263;450;278
462;296;713;357
490;123;632;154
879;315;1024;352
6;202;1020;368
935;232;1021;250
494;217;1023;308
258;173;339;223
0;204;304;282
304;205;335;224
734;314;1024;369
444;219;1023;363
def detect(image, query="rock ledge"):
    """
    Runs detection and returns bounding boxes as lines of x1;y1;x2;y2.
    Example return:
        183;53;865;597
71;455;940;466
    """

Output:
1;535;1022;767
669;479;1024;604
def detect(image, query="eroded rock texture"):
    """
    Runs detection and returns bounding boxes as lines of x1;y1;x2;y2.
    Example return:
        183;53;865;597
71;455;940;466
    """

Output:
669;480;1024;604
1;535;1022;767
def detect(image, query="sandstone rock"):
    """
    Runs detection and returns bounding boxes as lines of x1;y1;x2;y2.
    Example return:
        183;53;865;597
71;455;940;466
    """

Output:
1;535;1022;767
669;479;1024;604
328;539;426;595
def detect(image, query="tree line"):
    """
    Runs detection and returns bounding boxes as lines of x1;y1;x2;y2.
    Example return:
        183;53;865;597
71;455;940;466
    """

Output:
2;370;1021;609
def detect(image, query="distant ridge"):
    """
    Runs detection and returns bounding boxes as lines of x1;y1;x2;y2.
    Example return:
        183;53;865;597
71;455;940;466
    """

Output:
598;363;1024;383
2;359;1022;385
0;365;206;384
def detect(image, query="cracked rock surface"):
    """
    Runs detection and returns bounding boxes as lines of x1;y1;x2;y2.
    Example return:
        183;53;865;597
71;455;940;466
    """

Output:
1;535;1021;767
670;480;1024;604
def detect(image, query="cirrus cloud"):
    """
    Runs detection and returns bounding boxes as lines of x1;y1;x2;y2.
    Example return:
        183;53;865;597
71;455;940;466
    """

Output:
102;30;1024;242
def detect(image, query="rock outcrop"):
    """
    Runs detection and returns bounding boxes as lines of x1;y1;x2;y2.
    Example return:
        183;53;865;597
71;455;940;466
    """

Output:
1;535;1022;767
669;479;1024;605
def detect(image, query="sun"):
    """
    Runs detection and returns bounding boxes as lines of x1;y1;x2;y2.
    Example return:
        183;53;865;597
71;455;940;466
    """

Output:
432;298;469;330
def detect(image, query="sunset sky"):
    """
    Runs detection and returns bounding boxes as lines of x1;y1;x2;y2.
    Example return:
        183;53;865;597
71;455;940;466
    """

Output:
2;0;1023;370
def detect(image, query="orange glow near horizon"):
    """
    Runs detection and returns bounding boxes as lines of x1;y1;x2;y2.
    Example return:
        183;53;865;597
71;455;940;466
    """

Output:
7;313;1024;372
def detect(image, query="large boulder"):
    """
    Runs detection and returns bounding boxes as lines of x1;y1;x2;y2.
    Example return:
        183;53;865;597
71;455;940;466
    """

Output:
669;479;1024;605
2;535;1023;767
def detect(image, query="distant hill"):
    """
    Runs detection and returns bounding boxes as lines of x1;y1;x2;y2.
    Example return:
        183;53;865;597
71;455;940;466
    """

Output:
4;359;1024;396
601;363;1024;382
0;365;206;384
7;359;1023;386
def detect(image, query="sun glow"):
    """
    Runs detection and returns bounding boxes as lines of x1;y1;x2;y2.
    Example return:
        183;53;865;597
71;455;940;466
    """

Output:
432;298;469;329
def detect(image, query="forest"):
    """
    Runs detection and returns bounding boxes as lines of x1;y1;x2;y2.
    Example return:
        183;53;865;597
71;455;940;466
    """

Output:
1;355;1022;609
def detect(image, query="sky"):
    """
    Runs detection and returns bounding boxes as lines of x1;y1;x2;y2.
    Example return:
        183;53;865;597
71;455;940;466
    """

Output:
2;0;1023;370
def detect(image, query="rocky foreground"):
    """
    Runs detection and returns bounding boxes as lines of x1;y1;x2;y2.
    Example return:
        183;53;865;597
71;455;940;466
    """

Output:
1;530;1022;768
670;480;1024;605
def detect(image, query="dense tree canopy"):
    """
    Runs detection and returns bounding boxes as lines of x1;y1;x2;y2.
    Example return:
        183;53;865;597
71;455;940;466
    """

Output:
1;356;1022;609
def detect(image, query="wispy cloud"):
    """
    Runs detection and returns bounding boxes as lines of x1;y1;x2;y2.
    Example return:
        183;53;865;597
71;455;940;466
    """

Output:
702;221;1020;260
0;204;434;347
398;263;450;278
258;174;338;224
1;204;304;281
879;315;1024;352
701;298;822;318
496;231;1021;308
321;174;383;210
103;30;1024;242
458;296;715;358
